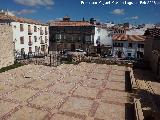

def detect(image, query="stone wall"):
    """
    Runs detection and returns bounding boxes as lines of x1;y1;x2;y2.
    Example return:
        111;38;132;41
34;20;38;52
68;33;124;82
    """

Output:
0;25;14;69
144;36;153;62
151;50;160;79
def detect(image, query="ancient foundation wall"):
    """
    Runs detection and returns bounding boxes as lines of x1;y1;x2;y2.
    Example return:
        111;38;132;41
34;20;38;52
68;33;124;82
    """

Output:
0;25;14;69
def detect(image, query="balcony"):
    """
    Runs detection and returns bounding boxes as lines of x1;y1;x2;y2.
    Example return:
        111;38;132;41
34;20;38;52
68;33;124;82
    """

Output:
28;30;33;35
40;40;45;44
40;30;44;35
28;41;33;46
45;38;48;43
45;31;48;35
137;48;144;52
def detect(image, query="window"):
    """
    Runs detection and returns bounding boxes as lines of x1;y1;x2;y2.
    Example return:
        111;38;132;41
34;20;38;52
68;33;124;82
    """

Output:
35;46;38;52
45;36;48;43
45;27;48;34
85;36;91;42
28;25;31;31
97;28;101;33
20;24;24;31
29;47;32;53
29;36;31;42
21;48;25;53
121;43;123;47
20;37;24;44
34;26;37;32
118;43;121;47
41;45;45;51
128;53;131;57
61;34;66;40
40;27;43;35
56;34;61;40
113;43;118;47
97;36;100;41
138;44;144;48
40;36;42;40
34;36;37;42
128;43;132;48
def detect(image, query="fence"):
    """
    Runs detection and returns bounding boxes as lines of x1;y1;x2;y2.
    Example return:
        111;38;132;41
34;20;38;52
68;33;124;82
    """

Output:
15;51;62;67
15;52;47;60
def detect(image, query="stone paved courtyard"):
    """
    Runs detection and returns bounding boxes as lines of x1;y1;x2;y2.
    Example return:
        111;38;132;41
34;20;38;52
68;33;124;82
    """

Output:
0;63;131;120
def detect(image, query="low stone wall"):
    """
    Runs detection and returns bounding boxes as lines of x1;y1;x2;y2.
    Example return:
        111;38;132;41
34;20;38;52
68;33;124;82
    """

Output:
0;25;14;69
72;56;133;67
129;68;145;120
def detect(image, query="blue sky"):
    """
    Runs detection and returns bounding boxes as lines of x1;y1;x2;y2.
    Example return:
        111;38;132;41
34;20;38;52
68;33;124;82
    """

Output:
0;0;160;24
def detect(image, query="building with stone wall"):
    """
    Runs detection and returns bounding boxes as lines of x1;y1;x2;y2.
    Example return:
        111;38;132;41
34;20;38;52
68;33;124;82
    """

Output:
151;50;160;79
49;16;95;52
0;25;14;69
144;28;160;79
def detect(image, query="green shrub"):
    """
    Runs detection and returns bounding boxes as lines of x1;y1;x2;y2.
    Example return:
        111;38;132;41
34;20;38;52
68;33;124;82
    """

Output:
0;61;23;73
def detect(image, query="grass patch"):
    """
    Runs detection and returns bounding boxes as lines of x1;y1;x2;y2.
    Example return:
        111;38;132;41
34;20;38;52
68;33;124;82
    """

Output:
0;61;23;73
62;61;79;65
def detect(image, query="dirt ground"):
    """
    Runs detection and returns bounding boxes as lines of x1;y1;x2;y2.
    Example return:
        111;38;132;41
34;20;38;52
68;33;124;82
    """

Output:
0;63;132;120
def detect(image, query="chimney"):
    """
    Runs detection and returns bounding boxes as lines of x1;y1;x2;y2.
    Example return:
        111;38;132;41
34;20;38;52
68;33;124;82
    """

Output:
63;16;70;22
90;18;94;24
82;17;85;21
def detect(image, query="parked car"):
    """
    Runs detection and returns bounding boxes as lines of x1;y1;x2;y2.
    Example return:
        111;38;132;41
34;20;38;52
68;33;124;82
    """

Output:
61;49;70;59
75;49;86;54
123;57;135;60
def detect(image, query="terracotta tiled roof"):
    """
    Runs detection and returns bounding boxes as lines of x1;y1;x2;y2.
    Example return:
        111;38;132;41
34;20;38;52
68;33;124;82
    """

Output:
0;14;47;25
144;28;160;37
49;21;93;27
112;34;145;42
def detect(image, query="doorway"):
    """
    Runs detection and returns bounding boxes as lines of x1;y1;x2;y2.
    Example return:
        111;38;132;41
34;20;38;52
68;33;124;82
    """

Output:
71;44;75;52
117;51;122;58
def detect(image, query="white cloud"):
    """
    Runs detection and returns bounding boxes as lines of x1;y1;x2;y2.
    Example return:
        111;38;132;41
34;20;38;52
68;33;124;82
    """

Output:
55;18;63;21
11;9;36;15
111;9;125;15
14;0;54;7
125;16;139;20
131;16;139;20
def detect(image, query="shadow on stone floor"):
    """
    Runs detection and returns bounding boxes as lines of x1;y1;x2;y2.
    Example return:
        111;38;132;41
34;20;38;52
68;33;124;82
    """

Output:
125;103;135;120
136;88;160;120
133;68;160;83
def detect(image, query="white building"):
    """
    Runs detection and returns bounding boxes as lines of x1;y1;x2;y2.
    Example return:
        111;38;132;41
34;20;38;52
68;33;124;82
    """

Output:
94;25;113;47
112;34;145;59
126;29;145;35
126;24;155;35
0;10;49;55
104;22;115;28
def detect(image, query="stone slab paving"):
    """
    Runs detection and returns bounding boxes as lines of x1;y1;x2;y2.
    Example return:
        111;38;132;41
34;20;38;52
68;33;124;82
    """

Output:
72;86;99;100
3;87;38;104
28;92;67;111
24;79;53;91
82;78;104;89
0;63;131;120
50;113;83;120
94;102;125;120
7;106;49;120
0;82;17;97
101;89;128;105
106;81;126;92
46;82;76;94
0;100;19;118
